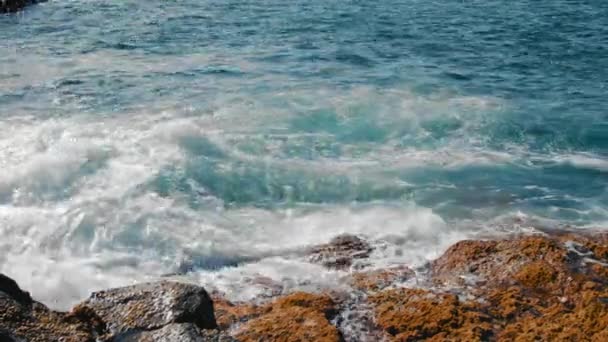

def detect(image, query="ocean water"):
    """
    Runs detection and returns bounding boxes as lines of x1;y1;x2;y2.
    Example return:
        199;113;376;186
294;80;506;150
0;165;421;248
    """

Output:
1;0;607;308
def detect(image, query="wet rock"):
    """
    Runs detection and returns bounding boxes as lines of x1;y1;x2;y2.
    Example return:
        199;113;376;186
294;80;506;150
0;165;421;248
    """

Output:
432;233;608;292
369;288;492;341
242;275;284;298
199;329;239;342
0;274;31;307
78;281;217;337
3;232;607;341
116;324;236;342
0;330;22;342
496;287;608;341
0;0;26;13
308;234;373;269
431;235;572;290
333;293;386;342
212;295;264;331
350;265;415;292
0;274;104;342
424;233;608;341
235;292;342;342
0;0;42;13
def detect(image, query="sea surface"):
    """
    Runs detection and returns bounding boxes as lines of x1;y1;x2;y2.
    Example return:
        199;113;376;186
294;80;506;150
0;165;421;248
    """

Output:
1;0;607;308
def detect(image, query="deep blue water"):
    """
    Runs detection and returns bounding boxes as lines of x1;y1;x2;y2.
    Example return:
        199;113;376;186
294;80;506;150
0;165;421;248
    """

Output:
1;0;607;306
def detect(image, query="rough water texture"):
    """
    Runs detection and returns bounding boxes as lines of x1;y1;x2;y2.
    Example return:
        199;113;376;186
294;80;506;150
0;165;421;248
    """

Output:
1;0;607;332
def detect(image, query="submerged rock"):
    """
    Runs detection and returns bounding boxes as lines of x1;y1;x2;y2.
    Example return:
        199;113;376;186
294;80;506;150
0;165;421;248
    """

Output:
77;281;217;337
0;0;42;13
307;234;373;269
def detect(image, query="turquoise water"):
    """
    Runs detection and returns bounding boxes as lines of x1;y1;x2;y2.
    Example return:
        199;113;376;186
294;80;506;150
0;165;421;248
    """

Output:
1;0;607;307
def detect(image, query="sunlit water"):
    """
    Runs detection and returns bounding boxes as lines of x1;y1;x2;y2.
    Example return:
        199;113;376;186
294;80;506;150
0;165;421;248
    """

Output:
1;0;607;308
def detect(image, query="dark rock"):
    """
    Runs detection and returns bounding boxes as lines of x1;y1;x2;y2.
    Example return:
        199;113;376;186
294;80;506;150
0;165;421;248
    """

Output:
78;281;217;336
0;277;103;342
308;234;373;269
0;274;32;307
0;0;43;13
0;330;22;342
115;324;236;342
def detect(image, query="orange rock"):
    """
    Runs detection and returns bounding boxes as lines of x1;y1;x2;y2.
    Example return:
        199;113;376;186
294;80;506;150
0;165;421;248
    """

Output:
211;295;265;330
497;288;608;341
369;288;492;341
427;232;608;341
235;292;342;342
350;266;415;292
484;286;542;320
513;260;560;289
432;235;568;288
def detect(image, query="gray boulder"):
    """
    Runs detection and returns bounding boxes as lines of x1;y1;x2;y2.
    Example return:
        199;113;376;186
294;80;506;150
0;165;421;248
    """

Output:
115;324;237;342
78;281;218;336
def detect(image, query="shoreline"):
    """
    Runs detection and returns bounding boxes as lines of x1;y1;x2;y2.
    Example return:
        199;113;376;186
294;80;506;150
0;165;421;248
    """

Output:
2;228;607;341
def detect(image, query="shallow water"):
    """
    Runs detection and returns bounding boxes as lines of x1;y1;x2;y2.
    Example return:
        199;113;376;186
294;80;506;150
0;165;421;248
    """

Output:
1;0;607;308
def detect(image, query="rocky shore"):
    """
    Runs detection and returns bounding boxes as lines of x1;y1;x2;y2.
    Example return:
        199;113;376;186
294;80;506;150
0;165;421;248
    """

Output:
2;230;607;341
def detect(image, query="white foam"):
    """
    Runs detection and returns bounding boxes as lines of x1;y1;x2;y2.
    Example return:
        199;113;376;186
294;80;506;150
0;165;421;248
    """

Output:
0;191;472;309
182;203;474;303
1;82;599;312
553;152;608;172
